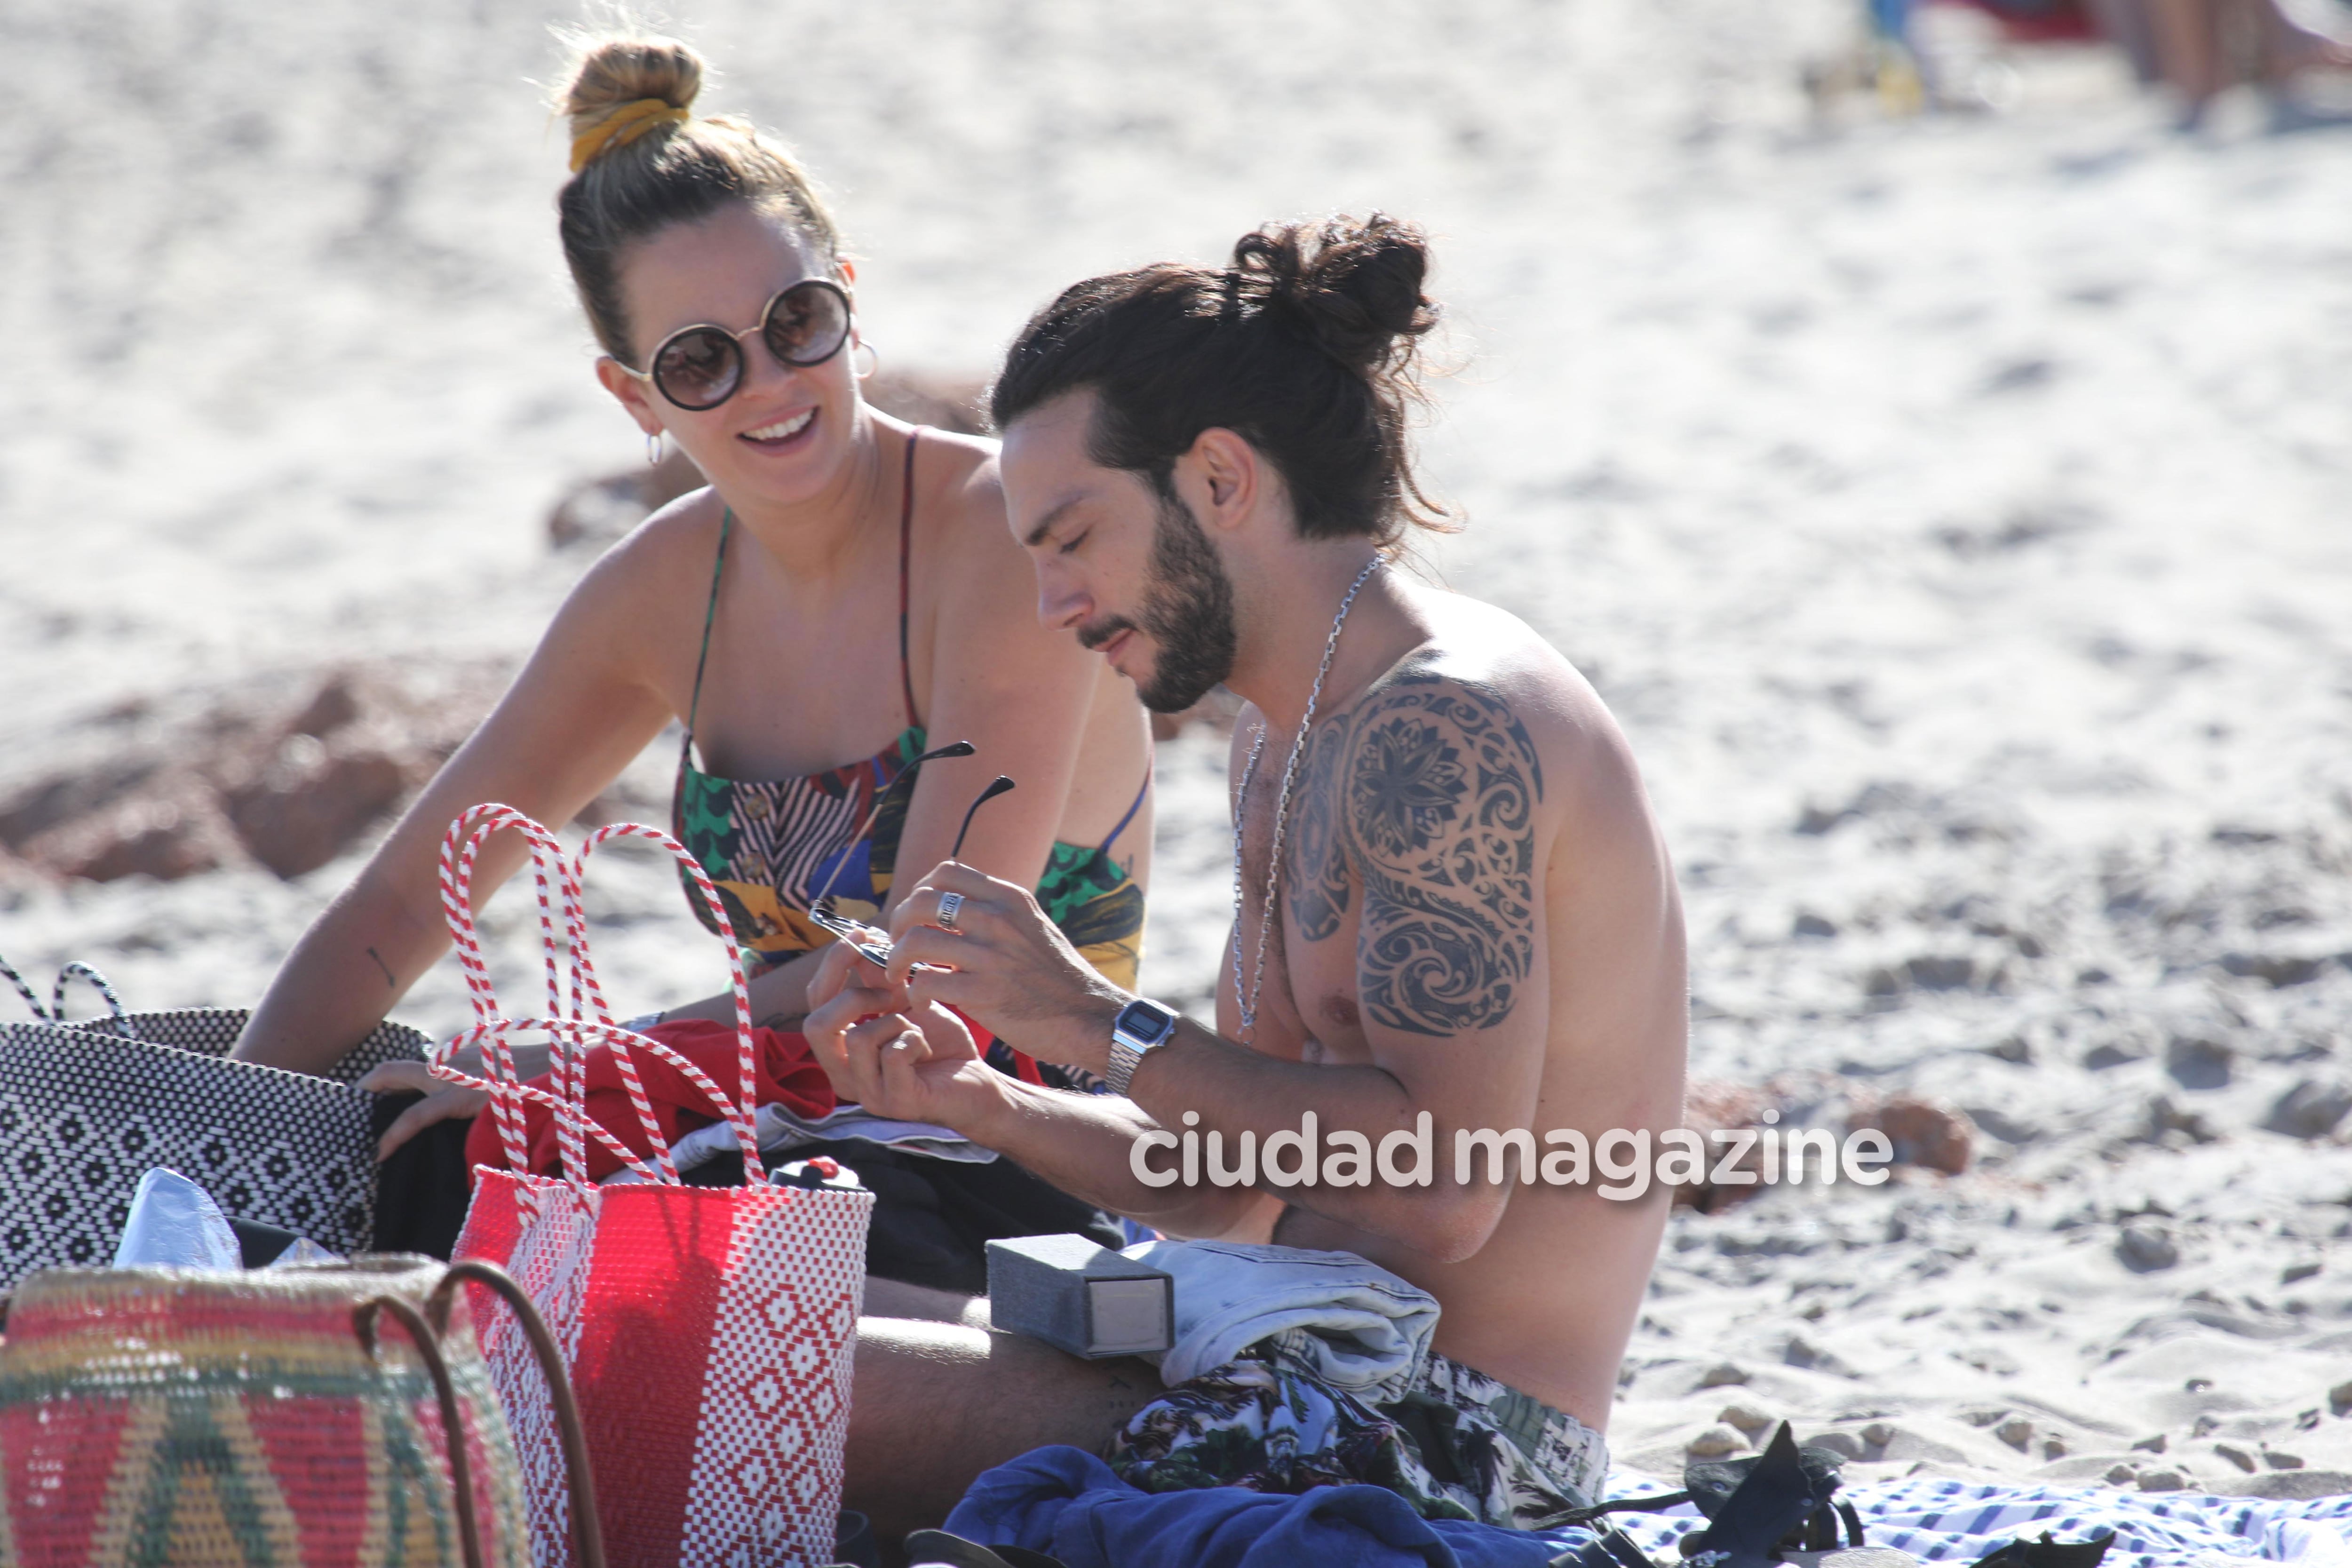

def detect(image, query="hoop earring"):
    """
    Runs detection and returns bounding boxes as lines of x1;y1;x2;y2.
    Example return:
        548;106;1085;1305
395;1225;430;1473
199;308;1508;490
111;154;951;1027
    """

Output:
852;341;879;381
646;432;663;466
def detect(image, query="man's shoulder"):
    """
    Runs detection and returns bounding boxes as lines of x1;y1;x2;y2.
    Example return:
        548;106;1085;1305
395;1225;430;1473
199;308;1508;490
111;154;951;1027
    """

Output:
1292;599;1558;1038
1359;591;1613;751
1346;592;1648;838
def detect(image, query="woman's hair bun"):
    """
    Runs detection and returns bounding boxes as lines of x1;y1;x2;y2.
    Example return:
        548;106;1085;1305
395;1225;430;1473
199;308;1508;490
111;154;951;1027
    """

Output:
560;32;705;136
551;29;842;363
1232;213;1437;374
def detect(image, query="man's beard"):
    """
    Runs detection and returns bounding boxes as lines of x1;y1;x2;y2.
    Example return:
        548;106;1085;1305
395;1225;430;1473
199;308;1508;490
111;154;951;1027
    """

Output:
1088;490;1238;714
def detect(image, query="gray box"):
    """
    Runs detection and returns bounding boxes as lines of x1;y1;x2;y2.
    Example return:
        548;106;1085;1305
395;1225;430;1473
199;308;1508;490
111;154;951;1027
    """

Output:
984;1233;1174;1359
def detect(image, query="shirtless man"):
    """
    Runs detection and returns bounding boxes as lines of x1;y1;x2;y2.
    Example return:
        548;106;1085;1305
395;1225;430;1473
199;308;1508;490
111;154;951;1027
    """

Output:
810;215;1687;1539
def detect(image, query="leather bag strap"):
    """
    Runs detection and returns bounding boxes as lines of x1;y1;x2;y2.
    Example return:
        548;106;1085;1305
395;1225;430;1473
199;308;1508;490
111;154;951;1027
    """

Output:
430;1259;609;1568
355;1292;488;1568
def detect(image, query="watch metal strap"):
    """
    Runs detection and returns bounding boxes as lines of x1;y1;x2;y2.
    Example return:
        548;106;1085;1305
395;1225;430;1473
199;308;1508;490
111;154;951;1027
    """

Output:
1106;1033;1145;1097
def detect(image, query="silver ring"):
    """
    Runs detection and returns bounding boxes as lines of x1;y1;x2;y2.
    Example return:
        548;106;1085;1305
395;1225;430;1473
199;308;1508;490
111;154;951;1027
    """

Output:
937;891;965;932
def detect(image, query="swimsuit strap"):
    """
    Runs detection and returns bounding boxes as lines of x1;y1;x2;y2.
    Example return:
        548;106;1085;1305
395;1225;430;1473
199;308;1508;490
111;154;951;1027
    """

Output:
682;509;734;743
683;432;918;758
898;429;922;728
1099;754;1154;856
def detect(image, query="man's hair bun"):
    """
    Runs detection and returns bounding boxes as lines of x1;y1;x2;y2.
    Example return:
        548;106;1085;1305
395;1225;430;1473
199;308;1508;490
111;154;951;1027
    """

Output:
1233;214;1438;377
992;211;1454;547
560;34;704;138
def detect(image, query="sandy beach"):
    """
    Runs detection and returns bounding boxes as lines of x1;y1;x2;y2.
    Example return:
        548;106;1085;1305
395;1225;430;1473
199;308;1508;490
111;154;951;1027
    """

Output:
4;0;2350;1506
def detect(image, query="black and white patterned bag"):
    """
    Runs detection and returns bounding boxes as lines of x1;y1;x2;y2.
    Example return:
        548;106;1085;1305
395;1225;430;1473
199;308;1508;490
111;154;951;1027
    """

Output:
0;957;426;1288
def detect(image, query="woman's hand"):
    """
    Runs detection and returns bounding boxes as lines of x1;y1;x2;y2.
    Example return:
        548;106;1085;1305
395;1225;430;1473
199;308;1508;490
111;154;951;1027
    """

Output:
357;1060;491;1162
803;979;1003;1133
881;861;1126;1074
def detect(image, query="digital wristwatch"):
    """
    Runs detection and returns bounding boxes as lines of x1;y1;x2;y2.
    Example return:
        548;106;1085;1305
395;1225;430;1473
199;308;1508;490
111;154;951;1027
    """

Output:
1104;997;1180;1096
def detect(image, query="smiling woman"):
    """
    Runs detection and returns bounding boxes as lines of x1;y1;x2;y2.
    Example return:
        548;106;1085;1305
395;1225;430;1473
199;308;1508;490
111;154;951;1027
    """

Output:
227;31;1155;1200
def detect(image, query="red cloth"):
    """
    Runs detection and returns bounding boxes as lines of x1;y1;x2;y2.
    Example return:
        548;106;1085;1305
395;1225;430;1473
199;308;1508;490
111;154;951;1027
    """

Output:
1945;0;2099;41
462;1018;836;1183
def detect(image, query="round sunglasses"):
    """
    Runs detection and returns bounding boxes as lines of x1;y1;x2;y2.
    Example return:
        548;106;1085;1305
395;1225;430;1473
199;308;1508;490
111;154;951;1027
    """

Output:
619;278;853;412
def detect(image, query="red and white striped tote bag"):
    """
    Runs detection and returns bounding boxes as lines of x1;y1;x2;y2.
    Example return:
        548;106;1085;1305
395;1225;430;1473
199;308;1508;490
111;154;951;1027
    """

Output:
430;804;872;1568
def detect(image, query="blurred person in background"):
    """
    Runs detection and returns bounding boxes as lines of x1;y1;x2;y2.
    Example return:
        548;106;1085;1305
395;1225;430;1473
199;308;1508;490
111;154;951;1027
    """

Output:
2097;0;2352;127
1870;0;2351;125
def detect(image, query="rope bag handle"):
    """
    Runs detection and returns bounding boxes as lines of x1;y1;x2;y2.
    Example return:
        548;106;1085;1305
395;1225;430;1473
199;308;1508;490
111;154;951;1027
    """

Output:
572;819;763;1173
0;954;132;1038
434;804;672;1185
431;805;592;1177
431;805;763;1186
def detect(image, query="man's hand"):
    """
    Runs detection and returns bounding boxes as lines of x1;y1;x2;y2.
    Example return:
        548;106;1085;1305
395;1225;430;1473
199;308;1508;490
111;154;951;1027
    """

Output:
803;972;1005;1131
357;1061;489;1162
806;924;894;1016
880;862;1127;1072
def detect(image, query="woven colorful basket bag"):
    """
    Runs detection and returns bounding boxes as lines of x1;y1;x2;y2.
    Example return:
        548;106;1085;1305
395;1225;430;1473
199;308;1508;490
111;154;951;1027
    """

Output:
0;1256;606;1568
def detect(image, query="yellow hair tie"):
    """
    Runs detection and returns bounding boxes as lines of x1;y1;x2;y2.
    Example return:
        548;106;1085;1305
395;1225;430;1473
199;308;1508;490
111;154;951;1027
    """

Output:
570;98;690;173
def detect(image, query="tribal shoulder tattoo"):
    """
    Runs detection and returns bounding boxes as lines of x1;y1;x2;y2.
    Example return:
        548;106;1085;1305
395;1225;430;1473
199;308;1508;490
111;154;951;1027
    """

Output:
1290;663;1545;1036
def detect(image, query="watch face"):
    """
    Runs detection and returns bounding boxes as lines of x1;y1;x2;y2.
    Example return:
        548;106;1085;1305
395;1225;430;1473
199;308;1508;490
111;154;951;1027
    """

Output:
1116;999;1178;1047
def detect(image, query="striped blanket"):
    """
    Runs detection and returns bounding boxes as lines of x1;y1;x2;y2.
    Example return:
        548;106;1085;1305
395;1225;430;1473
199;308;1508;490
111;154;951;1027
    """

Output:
1595;1474;2352;1567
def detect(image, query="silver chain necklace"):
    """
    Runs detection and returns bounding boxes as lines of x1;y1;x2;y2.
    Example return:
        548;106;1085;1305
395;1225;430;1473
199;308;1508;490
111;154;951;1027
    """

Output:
1230;555;1383;1042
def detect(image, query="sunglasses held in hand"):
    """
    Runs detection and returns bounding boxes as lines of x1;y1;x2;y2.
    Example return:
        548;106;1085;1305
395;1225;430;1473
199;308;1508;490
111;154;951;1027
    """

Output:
614;278;854;411
809;775;1016;969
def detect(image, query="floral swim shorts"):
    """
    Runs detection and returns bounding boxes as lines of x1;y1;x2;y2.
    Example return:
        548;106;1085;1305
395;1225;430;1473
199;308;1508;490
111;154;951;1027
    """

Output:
1109;1344;1610;1532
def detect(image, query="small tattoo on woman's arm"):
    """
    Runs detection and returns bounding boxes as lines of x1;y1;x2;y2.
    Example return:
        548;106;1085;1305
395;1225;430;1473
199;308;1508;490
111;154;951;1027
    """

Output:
365;946;396;989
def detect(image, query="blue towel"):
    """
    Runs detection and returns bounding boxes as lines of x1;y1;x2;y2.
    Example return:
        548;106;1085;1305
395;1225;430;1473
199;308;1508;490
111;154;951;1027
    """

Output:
945;1446;1561;1568
948;1449;2352;1568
